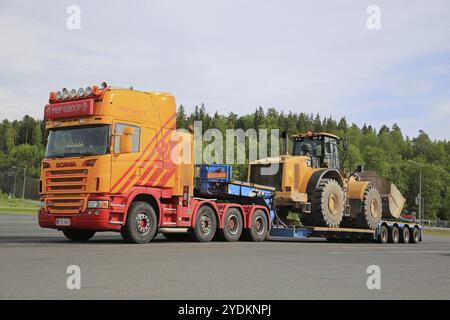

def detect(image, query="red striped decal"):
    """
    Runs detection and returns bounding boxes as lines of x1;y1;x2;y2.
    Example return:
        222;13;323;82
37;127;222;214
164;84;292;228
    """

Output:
116;128;177;193
110;114;176;192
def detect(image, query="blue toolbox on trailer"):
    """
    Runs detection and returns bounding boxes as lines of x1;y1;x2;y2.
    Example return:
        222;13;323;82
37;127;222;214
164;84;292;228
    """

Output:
195;164;276;222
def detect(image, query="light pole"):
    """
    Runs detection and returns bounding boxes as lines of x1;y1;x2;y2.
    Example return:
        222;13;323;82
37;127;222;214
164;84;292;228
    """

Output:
7;166;18;199
409;160;423;221
21;166;27;208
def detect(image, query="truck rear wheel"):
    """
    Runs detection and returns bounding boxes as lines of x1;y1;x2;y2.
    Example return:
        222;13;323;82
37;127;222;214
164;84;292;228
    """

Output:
121;201;158;244
62;229;96;242
354;186;382;229
389;225;400;243
410;227;420;243
193;205;217;242
400;226;410;243
243;209;268;242
302;179;344;228
220;208;243;242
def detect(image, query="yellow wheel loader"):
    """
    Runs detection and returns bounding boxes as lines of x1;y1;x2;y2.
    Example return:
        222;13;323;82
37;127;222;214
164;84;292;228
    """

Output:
248;131;405;229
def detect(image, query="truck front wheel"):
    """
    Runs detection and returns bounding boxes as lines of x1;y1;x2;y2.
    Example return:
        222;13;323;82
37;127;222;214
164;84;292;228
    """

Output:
62;229;96;242
121;201;158;244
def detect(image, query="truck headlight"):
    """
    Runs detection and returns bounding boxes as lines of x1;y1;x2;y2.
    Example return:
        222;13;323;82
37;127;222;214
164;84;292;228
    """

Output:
87;200;109;209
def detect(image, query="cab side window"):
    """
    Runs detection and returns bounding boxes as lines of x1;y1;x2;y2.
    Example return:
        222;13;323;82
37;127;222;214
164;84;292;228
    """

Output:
114;123;141;153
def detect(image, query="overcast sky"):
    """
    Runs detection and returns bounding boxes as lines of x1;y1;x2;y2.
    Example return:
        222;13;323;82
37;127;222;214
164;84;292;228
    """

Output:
0;0;449;140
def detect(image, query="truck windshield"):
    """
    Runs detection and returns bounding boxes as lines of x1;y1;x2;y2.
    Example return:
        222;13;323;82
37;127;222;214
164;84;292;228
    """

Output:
46;125;111;158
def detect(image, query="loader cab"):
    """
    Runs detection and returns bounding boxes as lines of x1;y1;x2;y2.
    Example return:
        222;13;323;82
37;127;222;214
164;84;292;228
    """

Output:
292;132;341;170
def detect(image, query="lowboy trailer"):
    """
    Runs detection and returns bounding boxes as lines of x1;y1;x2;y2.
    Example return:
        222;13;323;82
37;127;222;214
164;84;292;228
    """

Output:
196;164;423;244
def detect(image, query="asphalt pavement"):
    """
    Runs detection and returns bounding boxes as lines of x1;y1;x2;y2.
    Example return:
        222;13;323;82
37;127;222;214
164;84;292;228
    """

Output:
1;213;449;299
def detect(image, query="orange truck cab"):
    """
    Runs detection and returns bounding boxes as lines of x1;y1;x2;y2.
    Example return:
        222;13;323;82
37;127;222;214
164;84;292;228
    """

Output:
38;83;271;243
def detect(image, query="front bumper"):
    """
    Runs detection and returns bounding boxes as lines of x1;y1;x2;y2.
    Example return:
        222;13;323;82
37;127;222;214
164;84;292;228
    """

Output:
38;208;122;231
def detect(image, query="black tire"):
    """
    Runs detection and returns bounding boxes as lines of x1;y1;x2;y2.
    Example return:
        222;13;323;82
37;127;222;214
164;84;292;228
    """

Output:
243;209;268;242
378;224;389;244
400;226;410;243
410;227;420;244
193;205;217;242
121;201;158;244
220;208;243;242
388;225;400;244
162;233;190;241
302;179;344;228
62;229;96;242
354;186;382;229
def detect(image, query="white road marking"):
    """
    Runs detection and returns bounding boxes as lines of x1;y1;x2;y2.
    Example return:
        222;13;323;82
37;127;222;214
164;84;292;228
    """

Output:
329;250;450;255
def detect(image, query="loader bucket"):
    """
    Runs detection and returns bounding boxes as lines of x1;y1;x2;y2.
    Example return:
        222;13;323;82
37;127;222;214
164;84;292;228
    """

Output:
359;171;405;219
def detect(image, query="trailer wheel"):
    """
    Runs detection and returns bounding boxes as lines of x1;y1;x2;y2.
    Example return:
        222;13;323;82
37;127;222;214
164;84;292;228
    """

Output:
378;225;389;244
193;205;217;242
400;226;410;243
62;229;96;242
354;186;382;230
244;209;268;242
121;201;158;244
302;179;344;228
220;208;243;242
388;225;400;244
410;227;420;244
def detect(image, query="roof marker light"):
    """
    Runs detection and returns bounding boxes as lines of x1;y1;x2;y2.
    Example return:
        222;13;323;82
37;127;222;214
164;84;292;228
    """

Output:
78;88;85;97
55;91;62;100
70;89;77;98
85;87;92;96
62;88;69;99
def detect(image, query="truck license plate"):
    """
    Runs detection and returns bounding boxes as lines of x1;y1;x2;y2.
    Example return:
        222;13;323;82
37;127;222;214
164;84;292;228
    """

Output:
56;218;71;226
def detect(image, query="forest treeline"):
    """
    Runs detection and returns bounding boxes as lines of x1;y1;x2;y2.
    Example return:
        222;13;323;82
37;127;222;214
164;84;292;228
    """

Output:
0;106;448;220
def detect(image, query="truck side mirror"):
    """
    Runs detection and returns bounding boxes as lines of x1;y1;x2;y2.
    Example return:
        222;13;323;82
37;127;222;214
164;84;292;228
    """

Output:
119;127;134;154
356;165;364;173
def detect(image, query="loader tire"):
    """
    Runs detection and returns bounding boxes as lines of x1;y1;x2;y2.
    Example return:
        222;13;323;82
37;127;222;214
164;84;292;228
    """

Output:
354;186;382;230
302;179;344;228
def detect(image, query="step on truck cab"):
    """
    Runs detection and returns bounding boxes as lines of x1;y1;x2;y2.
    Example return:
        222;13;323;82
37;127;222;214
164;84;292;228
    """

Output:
38;83;271;243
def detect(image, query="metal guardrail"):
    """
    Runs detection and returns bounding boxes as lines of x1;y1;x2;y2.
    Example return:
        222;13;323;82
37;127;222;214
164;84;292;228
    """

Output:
417;219;449;228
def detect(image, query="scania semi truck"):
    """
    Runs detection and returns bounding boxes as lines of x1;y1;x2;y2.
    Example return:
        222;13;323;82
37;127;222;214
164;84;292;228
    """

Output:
38;83;422;244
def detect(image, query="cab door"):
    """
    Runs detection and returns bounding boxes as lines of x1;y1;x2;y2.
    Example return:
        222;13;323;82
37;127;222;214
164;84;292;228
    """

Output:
110;122;157;194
